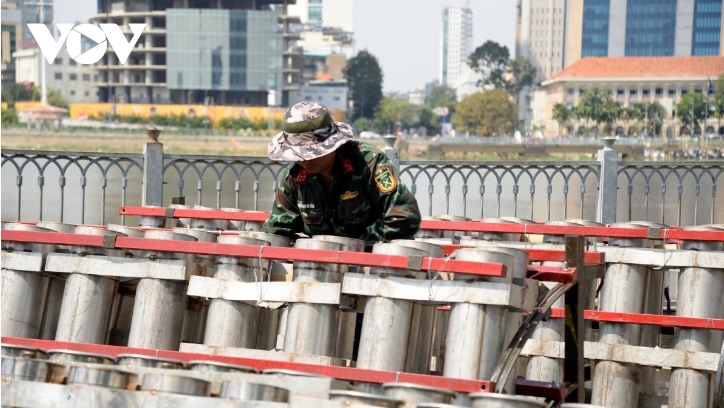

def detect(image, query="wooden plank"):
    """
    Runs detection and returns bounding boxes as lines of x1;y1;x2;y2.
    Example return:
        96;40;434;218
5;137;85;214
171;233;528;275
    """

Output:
1;251;44;272
521;339;721;372
44;253;210;280
178;342;348;366
341;272;536;311
187;276;341;305
598;247;724;269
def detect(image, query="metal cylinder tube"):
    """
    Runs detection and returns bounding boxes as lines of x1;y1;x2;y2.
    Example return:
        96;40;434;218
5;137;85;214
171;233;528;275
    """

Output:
222;208;266;232
71;226;127;258
389;240;444;374
382;382;456;404
189;205;229;231
356;243;429;371
1;268;48;338
593;224;651;407
469;392;547;408
236;232;291;351
204;235;269;349
127;278;187;350
38;275;66;340
668;254;724;408
55;273;117;343
106;224;146;257
283;239;350;357
2;223;56;253
311;235;364;360
443;248;516;380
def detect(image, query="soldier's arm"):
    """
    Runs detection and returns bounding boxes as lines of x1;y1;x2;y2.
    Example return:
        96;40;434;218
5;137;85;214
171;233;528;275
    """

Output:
264;168;304;241
358;152;421;249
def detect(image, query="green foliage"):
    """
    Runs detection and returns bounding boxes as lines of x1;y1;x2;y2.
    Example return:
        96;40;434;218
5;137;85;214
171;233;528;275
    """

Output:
424;85;457;115
552;103;575;131
86;112;219;129
507;57;537;99
416;105;441;135
353;117;371;132
2;108;18;126
575;88;620;133
374;96;416;133
467;41;537;101
712;75;724;122
345;50;384;120
453;89;519;136
0;83;66;108
675;92;707;127
467;41;510;89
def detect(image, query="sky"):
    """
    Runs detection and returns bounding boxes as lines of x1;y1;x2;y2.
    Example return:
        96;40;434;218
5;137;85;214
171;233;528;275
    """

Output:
53;0;516;93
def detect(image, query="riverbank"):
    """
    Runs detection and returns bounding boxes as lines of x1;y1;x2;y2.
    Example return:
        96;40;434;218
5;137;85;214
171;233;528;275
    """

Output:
1;130;603;161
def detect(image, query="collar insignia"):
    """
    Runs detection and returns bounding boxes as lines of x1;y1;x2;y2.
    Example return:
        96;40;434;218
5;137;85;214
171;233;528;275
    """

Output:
340;191;359;200
296;169;309;183
342;158;354;173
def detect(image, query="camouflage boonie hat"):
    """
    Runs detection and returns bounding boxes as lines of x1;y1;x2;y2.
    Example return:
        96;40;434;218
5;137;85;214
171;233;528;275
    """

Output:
268;101;355;161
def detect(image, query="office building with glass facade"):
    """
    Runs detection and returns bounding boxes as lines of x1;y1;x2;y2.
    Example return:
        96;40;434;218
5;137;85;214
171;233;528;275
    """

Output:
90;0;289;106
166;9;282;105
563;0;723;67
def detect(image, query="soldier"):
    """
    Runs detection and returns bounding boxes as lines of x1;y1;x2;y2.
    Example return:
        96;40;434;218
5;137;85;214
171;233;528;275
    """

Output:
264;101;421;250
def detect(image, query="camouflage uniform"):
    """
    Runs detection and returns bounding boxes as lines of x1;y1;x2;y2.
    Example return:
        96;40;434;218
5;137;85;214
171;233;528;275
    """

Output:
264;102;421;248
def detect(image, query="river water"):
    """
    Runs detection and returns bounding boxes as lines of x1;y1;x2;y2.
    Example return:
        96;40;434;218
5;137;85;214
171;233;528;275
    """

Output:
2;159;723;227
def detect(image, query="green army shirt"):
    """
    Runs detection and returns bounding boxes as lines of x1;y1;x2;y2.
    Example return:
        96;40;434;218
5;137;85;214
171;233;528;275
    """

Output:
264;141;421;249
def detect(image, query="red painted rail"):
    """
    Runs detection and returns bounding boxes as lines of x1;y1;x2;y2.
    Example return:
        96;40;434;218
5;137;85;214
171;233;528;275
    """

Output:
1;230;505;278
0;337;493;393
441;245;605;265
118;206;724;242
549;309;724;330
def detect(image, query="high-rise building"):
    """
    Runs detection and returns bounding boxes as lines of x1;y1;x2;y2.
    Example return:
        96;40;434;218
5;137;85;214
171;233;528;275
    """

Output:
89;0;291;106
568;0;723;64
14;0;52;49
285;0;354;56
14;48;98;102
1;1;22;88
286;0;353;32
517;0;569;82
440;5;474;90
516;0;723;128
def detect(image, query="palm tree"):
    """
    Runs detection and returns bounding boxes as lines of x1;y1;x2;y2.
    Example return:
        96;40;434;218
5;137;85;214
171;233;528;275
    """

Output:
552;103;575;136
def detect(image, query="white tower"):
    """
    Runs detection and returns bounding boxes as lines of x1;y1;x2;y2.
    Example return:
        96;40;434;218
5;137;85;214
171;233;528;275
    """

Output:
440;5;474;90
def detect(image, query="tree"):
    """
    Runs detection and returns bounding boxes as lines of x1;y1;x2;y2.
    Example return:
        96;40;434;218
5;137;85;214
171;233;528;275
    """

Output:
0;83;67;108
416;105;441;135
453;89;519;136
374;96;416;134
676;92;707;133
1;108;18;126
344;50;383;121
576;88;620;135
353;117;371;132
506;57;537;101
712;75;724;133
424;84;457;114
551;103;575;135
467;41;510;89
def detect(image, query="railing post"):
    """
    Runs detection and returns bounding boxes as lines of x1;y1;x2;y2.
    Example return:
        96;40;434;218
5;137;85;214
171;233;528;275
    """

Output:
597;137;618;224
382;135;400;174
142;127;164;207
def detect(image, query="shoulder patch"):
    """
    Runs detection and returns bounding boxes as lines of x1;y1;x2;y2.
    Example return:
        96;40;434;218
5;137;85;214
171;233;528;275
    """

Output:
373;166;397;194
296;169;309;183
342;158;354;173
